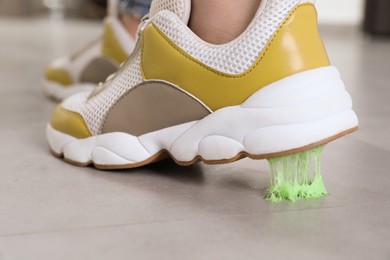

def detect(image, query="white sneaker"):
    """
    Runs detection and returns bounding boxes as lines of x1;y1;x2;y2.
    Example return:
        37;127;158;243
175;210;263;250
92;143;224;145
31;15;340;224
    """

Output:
47;0;358;169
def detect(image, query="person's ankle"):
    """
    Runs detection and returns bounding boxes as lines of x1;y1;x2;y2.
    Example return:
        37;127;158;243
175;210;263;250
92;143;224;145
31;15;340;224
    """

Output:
189;0;261;45
120;13;140;38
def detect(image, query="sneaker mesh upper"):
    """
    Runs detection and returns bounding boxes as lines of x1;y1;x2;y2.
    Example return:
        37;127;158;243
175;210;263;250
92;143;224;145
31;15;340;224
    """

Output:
84;53;143;134
63;52;143;135
149;0;191;24
63;0;316;135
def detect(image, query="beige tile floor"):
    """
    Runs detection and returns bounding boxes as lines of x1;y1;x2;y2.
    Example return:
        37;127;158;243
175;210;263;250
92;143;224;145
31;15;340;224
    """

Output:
0;17;389;260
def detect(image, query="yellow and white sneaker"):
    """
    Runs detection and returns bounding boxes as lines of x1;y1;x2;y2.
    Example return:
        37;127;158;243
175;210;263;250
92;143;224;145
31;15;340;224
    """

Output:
47;0;358;169
42;0;135;101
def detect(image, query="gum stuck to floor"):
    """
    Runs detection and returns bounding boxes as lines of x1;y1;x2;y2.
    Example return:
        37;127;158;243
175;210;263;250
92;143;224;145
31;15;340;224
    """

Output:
266;145;328;203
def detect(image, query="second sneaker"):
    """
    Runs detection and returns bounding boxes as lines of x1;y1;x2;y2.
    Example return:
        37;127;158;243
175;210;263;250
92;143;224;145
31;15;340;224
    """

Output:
43;9;135;101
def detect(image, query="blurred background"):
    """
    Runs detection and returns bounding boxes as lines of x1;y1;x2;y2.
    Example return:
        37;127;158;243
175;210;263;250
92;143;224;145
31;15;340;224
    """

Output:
0;0;106;19
0;0;389;33
0;1;390;259
0;0;371;22
0;0;369;22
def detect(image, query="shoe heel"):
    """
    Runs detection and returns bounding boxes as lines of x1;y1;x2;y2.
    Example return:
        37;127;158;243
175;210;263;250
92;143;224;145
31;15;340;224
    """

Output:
171;66;358;163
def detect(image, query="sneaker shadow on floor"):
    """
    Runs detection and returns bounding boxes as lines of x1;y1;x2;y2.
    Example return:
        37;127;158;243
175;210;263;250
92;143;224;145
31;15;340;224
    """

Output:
93;158;206;185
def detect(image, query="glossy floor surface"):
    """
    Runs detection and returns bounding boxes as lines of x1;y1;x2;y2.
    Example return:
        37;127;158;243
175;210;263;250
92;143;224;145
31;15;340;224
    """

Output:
0;17;389;260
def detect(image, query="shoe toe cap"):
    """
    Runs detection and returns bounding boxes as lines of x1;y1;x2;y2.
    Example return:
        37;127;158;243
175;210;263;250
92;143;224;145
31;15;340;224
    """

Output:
50;99;92;139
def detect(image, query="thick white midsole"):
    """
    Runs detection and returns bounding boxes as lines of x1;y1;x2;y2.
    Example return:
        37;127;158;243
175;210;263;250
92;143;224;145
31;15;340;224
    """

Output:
47;66;359;166
42;79;96;101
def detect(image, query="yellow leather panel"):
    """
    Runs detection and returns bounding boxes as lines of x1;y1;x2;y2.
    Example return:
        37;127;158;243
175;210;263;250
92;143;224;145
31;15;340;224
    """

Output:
102;23;128;64
45;67;73;86
141;4;330;111
51;105;92;139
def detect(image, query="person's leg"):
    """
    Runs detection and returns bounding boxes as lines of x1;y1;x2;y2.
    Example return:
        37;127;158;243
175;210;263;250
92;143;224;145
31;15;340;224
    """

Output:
118;0;152;37
189;0;262;44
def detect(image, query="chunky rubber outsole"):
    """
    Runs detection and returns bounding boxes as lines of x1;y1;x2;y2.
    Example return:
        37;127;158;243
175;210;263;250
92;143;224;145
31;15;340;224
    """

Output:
48;126;358;170
42;79;96;101
46;67;359;169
